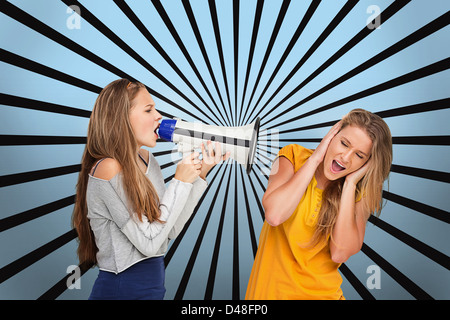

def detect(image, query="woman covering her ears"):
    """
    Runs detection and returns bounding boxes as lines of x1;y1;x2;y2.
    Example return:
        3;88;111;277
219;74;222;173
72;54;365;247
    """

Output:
72;79;229;300
246;109;392;300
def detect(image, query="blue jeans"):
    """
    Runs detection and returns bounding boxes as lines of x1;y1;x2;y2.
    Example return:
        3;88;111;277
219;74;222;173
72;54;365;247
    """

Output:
89;256;165;300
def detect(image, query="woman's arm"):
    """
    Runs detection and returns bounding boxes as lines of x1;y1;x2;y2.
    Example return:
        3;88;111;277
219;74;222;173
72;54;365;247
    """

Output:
263;156;319;226
263;122;342;226
108;177;193;257
94;157;196;257
168;141;226;239
330;160;371;263
168;177;207;239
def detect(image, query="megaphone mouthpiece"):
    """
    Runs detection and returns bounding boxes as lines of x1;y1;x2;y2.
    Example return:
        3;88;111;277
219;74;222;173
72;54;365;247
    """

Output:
158;119;178;142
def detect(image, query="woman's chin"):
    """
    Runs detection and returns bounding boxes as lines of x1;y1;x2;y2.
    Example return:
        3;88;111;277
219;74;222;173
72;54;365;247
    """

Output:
324;167;346;181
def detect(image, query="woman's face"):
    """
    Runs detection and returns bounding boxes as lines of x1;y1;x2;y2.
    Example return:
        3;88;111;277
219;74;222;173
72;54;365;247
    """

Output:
323;125;372;181
129;88;162;148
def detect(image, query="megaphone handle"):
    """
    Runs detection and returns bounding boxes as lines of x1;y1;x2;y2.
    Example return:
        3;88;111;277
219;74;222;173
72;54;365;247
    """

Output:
178;143;191;154
177;141;226;158
177;143;202;158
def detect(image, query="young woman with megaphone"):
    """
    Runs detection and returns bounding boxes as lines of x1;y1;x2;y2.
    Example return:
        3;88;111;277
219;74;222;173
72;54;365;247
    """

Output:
72;79;229;300
246;109;393;300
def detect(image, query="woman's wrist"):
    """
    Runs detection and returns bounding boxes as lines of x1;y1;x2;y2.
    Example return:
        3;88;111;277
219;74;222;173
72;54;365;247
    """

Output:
343;177;358;190
304;154;322;170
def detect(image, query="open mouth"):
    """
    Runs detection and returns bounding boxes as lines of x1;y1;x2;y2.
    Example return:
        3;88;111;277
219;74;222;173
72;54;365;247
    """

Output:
331;160;346;173
154;123;160;138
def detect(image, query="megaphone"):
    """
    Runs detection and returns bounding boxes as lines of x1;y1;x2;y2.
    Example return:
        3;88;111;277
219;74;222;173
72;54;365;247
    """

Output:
158;118;260;174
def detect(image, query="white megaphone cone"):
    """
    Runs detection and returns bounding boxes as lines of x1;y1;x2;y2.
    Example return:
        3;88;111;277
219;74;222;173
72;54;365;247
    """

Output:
158;118;260;174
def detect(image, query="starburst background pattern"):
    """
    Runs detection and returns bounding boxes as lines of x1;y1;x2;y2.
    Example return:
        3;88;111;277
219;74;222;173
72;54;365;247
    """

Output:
0;0;449;300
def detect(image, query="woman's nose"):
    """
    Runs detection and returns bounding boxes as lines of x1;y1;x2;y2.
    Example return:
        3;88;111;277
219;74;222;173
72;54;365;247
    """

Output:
342;150;352;163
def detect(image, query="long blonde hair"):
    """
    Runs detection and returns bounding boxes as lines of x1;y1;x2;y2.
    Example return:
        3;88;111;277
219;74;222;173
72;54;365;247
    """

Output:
310;109;392;247
72;79;161;265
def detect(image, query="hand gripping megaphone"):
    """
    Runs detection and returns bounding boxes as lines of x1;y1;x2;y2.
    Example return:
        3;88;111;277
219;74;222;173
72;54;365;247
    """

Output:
158;118;260;174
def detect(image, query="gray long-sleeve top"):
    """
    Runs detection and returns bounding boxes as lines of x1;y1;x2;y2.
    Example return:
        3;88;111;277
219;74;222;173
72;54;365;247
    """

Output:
86;153;207;274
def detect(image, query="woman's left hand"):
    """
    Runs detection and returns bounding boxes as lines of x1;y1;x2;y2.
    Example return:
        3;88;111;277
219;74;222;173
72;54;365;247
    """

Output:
345;158;371;186
200;141;230;180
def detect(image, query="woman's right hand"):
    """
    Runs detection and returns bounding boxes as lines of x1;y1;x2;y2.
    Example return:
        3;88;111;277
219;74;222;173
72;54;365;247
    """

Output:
174;152;202;183
310;120;342;165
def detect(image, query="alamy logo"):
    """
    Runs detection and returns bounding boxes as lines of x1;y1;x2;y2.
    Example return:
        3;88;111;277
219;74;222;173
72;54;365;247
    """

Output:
66;5;81;30
366;265;381;289
66;265;81;290
366;5;381;30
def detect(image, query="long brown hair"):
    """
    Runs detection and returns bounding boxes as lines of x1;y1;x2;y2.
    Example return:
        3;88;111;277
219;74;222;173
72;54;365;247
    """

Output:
310;109;392;247
72;79;161;265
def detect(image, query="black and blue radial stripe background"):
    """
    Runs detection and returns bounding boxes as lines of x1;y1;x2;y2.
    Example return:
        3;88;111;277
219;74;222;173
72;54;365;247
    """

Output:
0;0;449;300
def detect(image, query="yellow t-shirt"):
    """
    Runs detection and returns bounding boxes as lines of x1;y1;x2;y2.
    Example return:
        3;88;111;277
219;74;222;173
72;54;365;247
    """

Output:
245;144;345;300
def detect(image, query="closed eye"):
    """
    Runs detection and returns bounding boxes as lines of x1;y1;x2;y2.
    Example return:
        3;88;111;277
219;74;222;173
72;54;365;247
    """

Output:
144;103;155;112
342;140;364;158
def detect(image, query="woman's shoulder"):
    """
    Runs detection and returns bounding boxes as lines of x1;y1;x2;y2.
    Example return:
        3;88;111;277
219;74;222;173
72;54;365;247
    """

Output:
90;158;122;181
278;144;313;165
280;144;312;154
